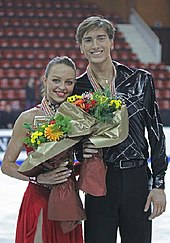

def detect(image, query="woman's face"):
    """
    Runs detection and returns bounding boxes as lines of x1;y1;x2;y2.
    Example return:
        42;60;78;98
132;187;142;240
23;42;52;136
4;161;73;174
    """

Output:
44;63;76;104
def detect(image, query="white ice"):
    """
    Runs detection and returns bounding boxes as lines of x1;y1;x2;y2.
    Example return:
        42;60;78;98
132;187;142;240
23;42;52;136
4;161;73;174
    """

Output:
0;167;170;243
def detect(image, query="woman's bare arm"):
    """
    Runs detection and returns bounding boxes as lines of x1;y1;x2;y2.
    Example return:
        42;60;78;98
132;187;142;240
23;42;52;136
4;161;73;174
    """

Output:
1;109;72;184
1;110;33;181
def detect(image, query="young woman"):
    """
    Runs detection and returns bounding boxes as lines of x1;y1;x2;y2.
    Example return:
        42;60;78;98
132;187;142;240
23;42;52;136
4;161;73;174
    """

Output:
1;56;83;243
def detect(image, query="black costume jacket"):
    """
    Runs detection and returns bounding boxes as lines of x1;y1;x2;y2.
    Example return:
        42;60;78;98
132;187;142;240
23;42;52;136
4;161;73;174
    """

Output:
74;61;168;188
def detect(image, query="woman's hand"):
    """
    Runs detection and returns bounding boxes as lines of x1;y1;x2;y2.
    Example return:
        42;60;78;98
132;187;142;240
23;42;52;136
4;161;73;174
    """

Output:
83;141;98;159
37;161;72;185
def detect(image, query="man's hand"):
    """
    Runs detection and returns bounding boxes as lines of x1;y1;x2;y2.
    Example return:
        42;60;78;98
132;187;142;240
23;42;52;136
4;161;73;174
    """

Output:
83;141;98;158
144;188;166;220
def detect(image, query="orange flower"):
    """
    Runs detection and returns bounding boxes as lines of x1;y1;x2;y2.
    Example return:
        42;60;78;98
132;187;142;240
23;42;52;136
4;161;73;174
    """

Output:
73;99;86;110
44;125;64;141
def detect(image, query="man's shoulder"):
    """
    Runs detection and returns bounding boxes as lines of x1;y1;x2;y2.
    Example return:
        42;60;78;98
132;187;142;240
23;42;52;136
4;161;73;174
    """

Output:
76;71;88;81
74;71;92;94
114;60;151;77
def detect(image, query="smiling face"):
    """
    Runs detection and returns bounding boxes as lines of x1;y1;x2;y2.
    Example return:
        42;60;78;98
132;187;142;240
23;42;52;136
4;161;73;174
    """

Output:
80;27;113;65
43;63;76;105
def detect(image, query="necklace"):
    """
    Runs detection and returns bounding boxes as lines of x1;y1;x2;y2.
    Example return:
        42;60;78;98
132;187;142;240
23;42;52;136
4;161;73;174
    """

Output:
95;77;111;87
94;74;113;82
87;64;117;95
46;98;59;113
41;97;59;117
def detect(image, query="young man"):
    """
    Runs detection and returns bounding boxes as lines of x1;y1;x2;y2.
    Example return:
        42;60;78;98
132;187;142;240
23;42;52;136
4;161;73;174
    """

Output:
74;16;168;243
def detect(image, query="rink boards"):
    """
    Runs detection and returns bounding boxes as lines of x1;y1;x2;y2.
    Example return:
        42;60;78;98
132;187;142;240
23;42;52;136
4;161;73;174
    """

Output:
0;128;170;164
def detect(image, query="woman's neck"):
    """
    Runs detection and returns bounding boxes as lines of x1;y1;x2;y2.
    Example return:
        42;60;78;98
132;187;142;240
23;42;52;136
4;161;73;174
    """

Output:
46;97;59;113
40;97;59;117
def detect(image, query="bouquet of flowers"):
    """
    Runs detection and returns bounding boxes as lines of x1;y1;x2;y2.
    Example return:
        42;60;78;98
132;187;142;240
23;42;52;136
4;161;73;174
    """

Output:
67;89;122;122
19;113;87;233
23;113;72;149
18;88;128;232
66;88;128;196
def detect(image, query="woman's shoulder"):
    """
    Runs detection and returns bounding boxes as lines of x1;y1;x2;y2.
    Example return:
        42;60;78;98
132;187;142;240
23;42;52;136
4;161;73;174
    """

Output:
17;106;42;125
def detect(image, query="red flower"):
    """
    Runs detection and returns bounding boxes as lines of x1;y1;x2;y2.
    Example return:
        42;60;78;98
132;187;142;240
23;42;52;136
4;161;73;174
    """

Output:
90;99;97;107
84;103;91;112
49;120;56;124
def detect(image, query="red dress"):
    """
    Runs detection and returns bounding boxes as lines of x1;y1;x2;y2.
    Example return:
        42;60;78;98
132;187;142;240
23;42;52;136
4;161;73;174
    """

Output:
15;146;83;243
15;182;83;243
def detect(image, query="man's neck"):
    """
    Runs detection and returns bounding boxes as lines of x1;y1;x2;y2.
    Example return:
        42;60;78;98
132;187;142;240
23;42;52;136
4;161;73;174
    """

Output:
89;60;115;84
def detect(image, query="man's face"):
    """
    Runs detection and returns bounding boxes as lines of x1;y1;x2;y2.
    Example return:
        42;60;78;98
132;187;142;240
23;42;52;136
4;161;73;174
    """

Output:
80;27;113;64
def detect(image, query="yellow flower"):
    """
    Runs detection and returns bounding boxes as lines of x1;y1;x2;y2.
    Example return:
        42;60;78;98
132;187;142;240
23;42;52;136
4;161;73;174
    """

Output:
109;100;115;106
31;133;36;139
67;95;82;103
44;125;64;141
38;131;43;136
31;131;39;139
31;138;36;143
109;99;122;109
98;95;108;104
115;100;122;109
75;95;83;99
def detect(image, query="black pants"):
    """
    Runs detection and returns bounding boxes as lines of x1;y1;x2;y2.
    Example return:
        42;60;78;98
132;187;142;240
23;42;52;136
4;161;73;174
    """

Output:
84;165;152;243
